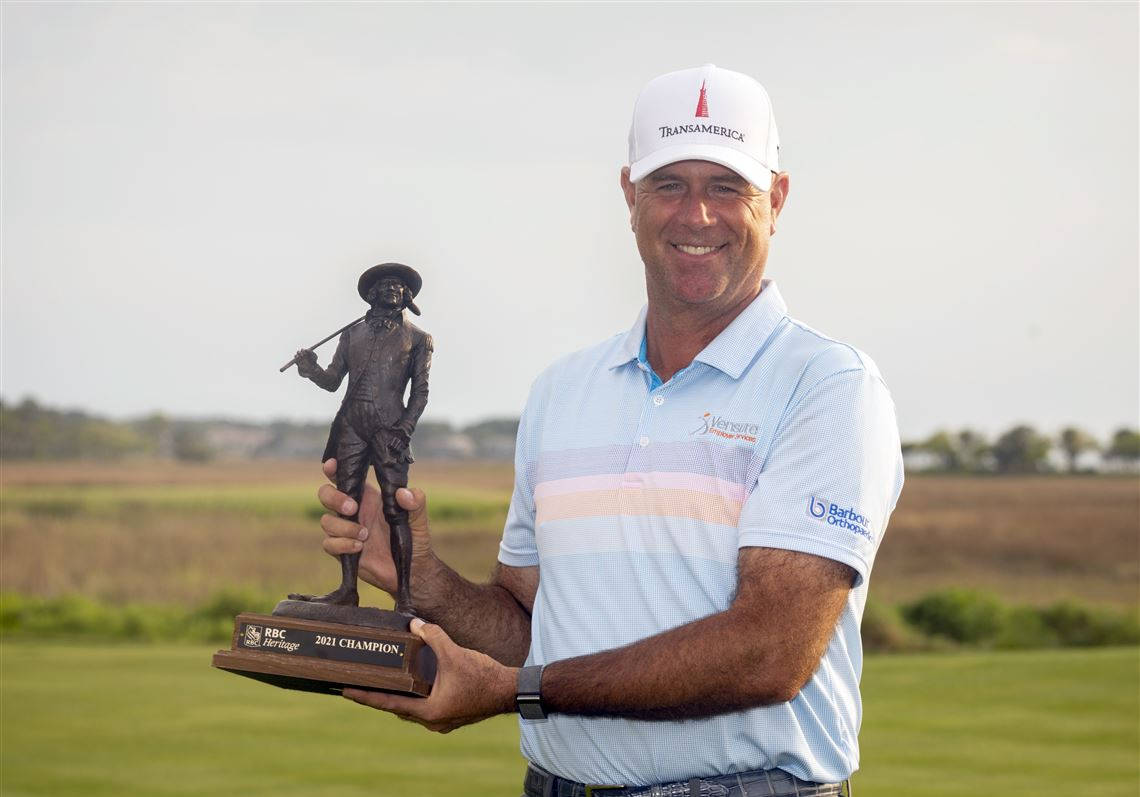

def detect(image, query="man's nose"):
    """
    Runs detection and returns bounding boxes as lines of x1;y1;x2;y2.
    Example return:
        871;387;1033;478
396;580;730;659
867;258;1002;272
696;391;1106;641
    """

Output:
679;193;714;227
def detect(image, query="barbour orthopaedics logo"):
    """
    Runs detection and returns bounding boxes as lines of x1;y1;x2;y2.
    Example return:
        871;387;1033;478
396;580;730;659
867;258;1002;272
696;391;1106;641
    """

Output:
808;496;874;541
691;412;758;443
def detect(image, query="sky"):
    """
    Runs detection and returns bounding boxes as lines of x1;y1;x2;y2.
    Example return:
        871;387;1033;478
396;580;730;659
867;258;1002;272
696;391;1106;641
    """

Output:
2;2;1137;442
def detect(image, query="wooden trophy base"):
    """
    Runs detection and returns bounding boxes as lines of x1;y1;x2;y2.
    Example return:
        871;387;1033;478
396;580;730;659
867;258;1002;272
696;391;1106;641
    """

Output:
212;602;436;697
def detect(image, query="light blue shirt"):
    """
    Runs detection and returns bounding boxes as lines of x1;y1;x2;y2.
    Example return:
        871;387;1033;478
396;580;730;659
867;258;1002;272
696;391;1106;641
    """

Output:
498;280;904;786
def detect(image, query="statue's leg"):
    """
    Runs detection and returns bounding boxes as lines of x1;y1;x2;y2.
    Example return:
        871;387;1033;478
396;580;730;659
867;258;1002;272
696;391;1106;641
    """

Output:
376;449;412;616
288;417;367;606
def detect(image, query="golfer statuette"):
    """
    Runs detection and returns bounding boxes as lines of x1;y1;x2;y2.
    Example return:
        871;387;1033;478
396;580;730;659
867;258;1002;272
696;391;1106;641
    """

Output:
213;263;437;697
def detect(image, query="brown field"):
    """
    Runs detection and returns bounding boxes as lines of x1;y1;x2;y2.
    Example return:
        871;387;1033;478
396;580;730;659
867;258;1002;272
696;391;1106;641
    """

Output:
1;460;1136;609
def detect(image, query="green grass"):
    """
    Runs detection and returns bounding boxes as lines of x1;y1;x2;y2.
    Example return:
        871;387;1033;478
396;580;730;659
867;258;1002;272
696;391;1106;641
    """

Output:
1;644;1136;796
858;647;1139;796
0;482;510;525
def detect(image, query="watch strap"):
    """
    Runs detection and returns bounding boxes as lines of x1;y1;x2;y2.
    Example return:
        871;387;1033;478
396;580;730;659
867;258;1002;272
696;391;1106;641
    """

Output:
516;664;546;720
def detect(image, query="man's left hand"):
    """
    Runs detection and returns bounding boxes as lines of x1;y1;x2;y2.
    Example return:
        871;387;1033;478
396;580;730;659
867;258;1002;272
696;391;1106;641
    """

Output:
342;618;517;733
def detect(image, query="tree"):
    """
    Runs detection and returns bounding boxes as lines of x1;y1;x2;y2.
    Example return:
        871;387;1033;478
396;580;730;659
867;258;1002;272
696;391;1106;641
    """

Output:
1058;427;1099;473
1105;428;1140;464
992;425;1052;473
956;429;992;472
920;430;960;471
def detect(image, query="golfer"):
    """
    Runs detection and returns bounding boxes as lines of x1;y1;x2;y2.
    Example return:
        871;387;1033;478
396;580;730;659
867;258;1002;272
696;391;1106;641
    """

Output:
313;64;903;797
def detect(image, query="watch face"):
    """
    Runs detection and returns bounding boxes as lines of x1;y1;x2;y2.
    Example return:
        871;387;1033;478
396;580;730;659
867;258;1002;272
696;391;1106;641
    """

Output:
517;695;546;720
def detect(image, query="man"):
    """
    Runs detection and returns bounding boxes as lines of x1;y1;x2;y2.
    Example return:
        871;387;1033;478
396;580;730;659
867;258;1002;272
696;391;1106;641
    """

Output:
292;263;431;614
313;65;903;797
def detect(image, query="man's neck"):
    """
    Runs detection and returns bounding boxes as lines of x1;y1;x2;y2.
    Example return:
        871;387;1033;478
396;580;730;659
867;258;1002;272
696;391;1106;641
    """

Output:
644;286;762;383
367;305;404;326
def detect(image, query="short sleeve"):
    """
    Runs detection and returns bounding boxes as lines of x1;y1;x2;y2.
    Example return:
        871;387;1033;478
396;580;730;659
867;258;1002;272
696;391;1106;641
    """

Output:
498;390;541;568
737;367;904;586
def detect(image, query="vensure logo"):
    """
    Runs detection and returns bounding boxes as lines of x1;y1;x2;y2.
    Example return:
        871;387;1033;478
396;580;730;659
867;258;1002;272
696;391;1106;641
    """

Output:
691;412;758;443
807;496;875;541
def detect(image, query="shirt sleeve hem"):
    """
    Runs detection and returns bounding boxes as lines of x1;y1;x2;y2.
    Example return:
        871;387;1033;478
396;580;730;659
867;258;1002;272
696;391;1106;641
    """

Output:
737;528;870;586
498;549;541;568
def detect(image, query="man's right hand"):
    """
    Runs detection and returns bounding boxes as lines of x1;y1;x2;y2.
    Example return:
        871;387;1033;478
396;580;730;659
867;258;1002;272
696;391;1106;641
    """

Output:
295;348;319;379
315;458;435;599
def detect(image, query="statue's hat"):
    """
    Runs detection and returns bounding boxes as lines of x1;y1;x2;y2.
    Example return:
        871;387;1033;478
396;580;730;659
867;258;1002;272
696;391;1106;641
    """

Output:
358;263;422;315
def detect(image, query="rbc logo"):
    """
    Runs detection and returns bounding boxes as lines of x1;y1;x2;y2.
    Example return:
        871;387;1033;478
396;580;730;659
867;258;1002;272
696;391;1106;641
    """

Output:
244;625;263;647
808;496;827;519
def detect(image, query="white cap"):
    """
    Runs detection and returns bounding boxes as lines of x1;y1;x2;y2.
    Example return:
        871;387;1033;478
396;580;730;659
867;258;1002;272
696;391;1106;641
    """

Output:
628;64;780;190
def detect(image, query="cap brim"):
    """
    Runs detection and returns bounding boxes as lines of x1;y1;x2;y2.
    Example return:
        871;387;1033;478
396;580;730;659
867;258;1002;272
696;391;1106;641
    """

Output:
629;143;775;190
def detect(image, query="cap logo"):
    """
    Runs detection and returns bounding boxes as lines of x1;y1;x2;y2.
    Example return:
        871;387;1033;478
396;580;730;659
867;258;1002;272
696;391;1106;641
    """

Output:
695;80;709;118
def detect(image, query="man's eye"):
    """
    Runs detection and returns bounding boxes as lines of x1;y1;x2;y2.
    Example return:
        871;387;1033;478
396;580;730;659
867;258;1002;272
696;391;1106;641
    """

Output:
657;182;684;193
711;185;739;196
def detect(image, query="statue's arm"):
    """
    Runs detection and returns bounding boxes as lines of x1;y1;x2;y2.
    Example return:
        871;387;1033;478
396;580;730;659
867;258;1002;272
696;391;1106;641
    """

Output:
301;332;349;392
399;333;432;434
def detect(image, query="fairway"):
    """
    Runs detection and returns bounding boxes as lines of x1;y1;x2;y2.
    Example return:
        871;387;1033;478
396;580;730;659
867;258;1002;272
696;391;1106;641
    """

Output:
1;643;1136;796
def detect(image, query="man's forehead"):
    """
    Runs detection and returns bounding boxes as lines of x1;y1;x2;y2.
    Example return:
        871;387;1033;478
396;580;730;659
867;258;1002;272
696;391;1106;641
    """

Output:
645;160;749;183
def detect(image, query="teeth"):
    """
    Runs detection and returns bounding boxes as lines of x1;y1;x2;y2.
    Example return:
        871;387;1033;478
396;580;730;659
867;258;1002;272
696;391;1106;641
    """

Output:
675;244;719;255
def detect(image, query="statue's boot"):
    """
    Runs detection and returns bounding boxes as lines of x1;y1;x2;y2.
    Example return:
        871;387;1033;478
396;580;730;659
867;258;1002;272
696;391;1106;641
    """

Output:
287;551;361;606
286;585;359;606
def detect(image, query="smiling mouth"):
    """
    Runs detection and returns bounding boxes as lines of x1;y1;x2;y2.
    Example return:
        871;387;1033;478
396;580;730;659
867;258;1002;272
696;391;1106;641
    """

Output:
671;243;725;256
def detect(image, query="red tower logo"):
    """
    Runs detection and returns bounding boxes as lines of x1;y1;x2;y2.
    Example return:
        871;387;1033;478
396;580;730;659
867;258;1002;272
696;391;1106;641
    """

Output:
695;81;710;118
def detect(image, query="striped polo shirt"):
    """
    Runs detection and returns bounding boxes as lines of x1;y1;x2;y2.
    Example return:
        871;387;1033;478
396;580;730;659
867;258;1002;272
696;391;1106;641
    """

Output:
498;279;904;786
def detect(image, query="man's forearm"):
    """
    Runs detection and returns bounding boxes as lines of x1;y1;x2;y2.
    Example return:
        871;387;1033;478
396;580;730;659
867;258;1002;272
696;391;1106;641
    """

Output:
540;549;852;721
541;605;797;721
411;554;532;666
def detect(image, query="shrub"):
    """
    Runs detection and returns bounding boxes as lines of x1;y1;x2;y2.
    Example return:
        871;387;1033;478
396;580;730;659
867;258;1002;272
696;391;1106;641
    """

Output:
1039;601;1140;647
901;589;1007;645
861;599;928;653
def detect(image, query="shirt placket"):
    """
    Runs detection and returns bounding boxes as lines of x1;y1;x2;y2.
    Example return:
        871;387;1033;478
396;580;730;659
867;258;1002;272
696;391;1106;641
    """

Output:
621;363;673;503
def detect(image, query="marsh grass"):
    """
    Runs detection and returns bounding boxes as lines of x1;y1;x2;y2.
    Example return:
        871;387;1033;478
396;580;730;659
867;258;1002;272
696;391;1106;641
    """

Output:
1;462;1136;609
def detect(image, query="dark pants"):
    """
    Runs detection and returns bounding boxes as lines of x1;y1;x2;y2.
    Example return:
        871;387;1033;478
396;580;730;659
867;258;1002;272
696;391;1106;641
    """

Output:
333;401;413;610
522;764;845;797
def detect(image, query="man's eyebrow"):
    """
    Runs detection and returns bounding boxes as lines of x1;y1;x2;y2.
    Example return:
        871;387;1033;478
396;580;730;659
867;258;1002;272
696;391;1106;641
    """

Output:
709;171;749;185
646;169;749;185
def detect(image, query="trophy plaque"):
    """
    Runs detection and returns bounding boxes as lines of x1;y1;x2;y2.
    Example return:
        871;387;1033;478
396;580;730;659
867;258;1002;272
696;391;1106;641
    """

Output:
213;262;436;697
212;610;436;696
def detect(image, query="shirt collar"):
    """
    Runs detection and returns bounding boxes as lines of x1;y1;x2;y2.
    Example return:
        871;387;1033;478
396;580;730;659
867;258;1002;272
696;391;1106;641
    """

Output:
605;279;789;380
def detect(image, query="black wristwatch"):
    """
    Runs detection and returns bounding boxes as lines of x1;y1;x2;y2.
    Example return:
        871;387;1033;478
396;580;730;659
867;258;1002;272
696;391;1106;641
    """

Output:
516;664;547;720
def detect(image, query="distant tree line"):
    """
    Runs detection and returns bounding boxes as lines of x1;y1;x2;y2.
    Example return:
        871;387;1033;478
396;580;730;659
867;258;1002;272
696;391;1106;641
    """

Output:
902;425;1140;474
0;397;519;462
3;397;1136;471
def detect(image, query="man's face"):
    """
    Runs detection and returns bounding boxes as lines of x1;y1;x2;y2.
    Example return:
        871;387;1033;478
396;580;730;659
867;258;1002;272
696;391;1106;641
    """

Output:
372;277;407;309
620;160;789;314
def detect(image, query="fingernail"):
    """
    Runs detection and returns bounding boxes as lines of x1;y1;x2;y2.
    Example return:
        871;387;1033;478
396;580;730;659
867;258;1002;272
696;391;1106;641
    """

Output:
357;527;369;541
352;541;363;551
342;500;356;514
410;618;424;632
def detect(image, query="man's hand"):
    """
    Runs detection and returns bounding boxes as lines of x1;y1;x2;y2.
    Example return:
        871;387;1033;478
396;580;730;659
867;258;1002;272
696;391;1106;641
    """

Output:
295;348;319;379
342;618;516;733
316;458;435;598
388;426;412;454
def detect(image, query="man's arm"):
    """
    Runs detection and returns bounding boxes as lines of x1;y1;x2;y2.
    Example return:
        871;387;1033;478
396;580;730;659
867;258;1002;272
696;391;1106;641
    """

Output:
412;558;536;666
344;545;854;729
543;546;853;720
397;333;432;436
297;333;349;392
314;467;536;665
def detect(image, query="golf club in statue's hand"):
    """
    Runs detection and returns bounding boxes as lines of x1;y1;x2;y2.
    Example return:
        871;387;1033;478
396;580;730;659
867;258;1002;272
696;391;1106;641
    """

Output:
285;263;432;615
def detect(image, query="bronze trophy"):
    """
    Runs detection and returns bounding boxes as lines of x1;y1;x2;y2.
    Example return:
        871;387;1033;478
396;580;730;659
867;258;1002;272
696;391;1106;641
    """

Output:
212;263;436;696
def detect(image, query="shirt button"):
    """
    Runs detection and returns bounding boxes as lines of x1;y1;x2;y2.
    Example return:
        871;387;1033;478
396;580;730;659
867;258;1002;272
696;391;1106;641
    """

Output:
652;395;665;406
638;436;650;448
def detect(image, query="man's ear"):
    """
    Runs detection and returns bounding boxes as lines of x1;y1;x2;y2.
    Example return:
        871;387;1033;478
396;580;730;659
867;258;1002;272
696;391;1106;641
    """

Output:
768;172;790;235
620;167;637;231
